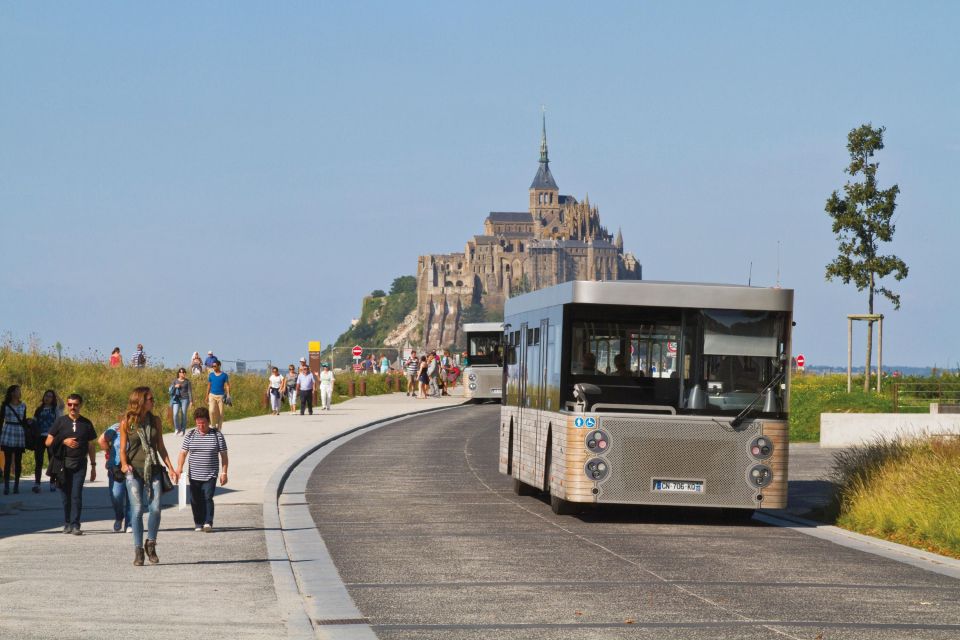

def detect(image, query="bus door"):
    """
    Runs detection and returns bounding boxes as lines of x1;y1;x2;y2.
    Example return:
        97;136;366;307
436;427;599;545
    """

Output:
515;322;528;473
537;318;550;489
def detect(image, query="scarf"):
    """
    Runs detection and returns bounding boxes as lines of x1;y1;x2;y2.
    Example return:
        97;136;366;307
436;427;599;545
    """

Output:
134;420;161;499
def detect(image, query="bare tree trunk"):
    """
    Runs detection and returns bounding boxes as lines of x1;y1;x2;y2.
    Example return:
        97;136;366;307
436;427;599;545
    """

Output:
865;273;875;393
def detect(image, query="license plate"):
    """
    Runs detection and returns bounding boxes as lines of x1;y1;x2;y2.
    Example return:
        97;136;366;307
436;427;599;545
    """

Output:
653;479;704;493
491;388;501;395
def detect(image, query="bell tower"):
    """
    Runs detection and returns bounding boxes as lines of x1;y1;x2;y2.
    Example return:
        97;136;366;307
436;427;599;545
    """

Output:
529;111;560;236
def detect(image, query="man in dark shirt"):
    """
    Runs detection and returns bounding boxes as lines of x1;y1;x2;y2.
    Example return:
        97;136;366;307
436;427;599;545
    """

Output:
45;393;97;534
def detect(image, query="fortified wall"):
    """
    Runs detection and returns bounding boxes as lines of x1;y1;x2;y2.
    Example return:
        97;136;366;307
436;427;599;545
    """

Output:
416;120;642;349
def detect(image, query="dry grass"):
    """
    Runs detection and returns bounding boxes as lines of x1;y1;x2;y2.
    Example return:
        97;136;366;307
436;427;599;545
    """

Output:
832;436;960;558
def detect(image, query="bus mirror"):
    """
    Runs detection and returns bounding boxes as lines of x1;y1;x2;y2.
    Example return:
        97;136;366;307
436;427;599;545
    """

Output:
762;387;779;413
687;384;706;410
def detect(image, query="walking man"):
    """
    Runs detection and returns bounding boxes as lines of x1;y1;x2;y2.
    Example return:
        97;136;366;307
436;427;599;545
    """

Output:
296;364;316;415
204;350;218;371
45;394;97;535
206;360;230;430
405;350;418;396
131;344;147;368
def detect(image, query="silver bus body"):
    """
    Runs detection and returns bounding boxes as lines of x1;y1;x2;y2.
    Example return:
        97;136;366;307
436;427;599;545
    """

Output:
463;322;504;401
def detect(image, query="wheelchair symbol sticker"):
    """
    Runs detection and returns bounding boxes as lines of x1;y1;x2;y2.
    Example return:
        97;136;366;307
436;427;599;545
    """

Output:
574;417;585;428
585;417;596;428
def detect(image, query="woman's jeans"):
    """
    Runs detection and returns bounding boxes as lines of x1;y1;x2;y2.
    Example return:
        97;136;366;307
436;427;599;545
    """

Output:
270;390;281;412
189;476;217;526
287;388;297;409
172;398;190;433
320;385;333;410
107;468;130;526
33;443;49;484
125;472;162;548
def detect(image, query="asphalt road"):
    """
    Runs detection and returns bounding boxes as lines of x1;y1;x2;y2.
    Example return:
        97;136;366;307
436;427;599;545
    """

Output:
307;405;960;640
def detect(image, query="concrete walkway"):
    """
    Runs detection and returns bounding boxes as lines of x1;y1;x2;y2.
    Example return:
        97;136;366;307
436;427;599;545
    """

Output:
0;392;462;640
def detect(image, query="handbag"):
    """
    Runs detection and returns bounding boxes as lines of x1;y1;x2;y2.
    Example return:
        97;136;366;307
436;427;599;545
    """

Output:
6;405;37;448
160;465;175;493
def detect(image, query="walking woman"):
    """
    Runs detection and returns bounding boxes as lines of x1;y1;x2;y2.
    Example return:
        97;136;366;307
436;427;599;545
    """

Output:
169;368;193;435
109;347;123;368
417;356;429;399
32;390;61;493
284;365;298;414
267;367;284;415
119;387;178;566
175;407;228;532
1;385;29;494
190;351;204;376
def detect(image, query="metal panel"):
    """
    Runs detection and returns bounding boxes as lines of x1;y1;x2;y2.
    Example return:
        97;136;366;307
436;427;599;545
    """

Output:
505;280;793;316
595;416;762;508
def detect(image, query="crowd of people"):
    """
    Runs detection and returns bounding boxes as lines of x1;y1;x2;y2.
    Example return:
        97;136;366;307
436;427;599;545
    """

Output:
0;383;229;567
403;349;461;399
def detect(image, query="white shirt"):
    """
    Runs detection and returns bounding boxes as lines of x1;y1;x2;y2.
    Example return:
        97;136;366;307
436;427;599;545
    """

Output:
296;372;315;390
269;374;283;389
319;370;335;387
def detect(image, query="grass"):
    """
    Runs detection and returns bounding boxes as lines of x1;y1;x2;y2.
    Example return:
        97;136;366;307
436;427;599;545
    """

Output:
831;436;960;559
789;374;894;442
0;346;405;479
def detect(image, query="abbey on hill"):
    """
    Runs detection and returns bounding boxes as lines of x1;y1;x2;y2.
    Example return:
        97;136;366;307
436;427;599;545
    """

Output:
416;117;642;348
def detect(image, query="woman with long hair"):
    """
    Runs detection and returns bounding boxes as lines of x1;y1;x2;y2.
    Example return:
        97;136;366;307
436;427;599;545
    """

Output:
169;368;193;435
1;385;29;494
190;351;203;376
119;387;178;566
109;347;122;368
32;390;61;492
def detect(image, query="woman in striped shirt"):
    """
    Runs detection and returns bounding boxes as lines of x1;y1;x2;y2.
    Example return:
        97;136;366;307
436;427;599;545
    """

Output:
175;406;228;532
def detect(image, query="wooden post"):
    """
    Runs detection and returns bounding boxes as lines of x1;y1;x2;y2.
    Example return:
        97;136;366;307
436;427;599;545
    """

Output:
847;317;853;393
877;316;883;393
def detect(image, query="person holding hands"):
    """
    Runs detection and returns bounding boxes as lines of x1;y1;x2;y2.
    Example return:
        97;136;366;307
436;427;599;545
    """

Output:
175;407;228;532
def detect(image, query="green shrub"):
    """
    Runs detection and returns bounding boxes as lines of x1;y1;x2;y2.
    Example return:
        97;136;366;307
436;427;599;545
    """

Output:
789;374;894;442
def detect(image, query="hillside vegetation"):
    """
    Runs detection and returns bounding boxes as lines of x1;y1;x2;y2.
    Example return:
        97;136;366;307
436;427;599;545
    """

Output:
327;275;418;367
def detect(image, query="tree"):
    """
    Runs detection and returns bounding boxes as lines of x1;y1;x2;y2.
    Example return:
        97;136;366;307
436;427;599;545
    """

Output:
370;289;386;298
389;275;416;295
825;124;908;392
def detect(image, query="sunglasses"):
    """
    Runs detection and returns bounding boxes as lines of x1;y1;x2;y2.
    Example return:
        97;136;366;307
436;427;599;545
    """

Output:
66;402;80;408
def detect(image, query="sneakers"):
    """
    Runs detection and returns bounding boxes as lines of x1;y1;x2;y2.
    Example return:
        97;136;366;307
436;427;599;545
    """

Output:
71;527;83;536
32;485;40;494
194;525;202;532
125;526;133;533
113;520;123;533
62;525;72;534
202;524;213;533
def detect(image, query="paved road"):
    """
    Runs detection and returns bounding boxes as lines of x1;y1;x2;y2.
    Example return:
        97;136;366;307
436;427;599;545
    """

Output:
308;405;960;640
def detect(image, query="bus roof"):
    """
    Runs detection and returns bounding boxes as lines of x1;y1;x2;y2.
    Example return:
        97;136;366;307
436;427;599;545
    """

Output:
505;280;793;315
463;322;504;333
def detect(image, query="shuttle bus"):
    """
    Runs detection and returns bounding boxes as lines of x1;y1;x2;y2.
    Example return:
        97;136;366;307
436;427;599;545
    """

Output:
500;280;793;515
463;322;504;401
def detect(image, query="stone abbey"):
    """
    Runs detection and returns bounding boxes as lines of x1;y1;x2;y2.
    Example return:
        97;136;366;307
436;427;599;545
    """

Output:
416;118;642;348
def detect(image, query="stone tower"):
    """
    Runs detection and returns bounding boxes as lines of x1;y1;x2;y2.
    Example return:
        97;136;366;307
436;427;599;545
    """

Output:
529;113;561;230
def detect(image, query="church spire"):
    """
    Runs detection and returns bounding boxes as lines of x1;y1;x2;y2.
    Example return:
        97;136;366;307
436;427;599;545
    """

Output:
615;227;623;250
539;109;549;164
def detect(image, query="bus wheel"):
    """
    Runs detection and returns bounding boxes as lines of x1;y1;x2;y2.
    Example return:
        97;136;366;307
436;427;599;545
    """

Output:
513;477;536;496
550;494;578;516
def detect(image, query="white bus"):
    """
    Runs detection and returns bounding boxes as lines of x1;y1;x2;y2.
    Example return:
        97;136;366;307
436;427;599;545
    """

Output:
463;322;504;401
500;280;793;515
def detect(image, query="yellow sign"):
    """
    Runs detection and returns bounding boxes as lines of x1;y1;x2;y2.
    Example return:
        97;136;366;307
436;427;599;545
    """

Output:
308;341;321;352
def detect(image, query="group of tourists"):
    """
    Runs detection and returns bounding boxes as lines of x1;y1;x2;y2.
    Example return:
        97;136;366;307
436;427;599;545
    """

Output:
404;350;460;399
358;353;393;375
0;382;229;566
267;358;335;415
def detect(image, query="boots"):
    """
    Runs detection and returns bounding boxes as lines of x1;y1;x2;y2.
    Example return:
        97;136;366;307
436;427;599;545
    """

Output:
144;539;159;564
134;547;145;566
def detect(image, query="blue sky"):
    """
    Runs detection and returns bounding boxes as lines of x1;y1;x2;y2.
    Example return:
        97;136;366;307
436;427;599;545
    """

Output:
1;2;957;369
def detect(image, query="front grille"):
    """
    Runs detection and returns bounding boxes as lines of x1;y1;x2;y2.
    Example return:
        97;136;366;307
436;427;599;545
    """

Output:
597;417;759;507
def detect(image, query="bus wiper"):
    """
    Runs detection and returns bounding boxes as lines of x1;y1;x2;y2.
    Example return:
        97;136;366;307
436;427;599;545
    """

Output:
729;369;785;430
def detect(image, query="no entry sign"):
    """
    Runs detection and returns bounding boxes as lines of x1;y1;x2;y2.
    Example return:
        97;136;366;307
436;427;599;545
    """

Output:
796;354;805;369
352;345;363;358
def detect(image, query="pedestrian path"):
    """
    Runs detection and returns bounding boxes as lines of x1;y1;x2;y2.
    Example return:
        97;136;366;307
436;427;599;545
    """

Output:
0;392;463;640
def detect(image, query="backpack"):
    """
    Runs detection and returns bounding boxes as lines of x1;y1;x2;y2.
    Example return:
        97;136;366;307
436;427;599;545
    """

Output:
137;351;146;367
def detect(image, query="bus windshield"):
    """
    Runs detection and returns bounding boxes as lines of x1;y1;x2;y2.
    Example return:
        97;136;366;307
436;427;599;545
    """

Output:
467;332;503;366
567;307;787;416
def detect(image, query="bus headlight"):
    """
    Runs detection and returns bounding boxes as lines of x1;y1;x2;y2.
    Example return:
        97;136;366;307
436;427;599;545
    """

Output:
749;437;773;460
468;382;477;390
468;373;477;382
584;458;609;481
585;430;610;452
747;465;773;488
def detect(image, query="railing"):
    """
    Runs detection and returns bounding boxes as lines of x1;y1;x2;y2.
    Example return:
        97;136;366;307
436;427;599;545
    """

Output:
892;382;960;413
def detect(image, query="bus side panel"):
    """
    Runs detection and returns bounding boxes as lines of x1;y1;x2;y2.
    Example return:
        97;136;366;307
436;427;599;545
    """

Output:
517;408;540;487
537;411;594;503
499;405;515;475
759;421;789;509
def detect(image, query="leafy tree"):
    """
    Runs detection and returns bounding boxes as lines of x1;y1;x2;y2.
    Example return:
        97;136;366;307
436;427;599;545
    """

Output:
825;124;908;392
370;289;386;298
389;275;416;295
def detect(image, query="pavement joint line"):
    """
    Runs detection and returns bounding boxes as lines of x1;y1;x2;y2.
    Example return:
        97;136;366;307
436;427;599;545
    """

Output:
754;511;960;581
368;620;960;631
263;401;466;640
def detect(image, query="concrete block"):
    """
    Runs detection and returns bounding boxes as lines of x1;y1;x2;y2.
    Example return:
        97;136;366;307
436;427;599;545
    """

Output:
820;412;960;447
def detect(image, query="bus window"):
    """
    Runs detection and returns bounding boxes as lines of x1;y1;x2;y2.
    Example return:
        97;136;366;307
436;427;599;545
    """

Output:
572;322;680;378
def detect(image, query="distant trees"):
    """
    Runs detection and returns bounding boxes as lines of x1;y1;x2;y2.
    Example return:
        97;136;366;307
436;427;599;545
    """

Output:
390;275;416;295
825;124;908;392
370;289;386;298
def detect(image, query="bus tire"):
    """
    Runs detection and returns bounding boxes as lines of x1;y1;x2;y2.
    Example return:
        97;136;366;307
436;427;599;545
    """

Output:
513;477;536;496
550;494;578;516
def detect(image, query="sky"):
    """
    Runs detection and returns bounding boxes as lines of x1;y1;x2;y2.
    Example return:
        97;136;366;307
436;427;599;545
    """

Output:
1;2;958;370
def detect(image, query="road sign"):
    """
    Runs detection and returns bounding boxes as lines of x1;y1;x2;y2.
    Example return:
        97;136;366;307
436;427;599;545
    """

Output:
667;341;677;354
352;345;363;358
352;363;363;372
796;354;805;369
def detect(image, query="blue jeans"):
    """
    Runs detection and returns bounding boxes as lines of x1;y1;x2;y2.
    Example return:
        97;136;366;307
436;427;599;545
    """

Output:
172;398;190;433
60;460;87;527
125;472;162;548
107;468;130;527
189;476;217;526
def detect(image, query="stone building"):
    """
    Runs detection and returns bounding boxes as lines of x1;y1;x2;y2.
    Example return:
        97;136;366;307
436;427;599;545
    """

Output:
417;118;641;348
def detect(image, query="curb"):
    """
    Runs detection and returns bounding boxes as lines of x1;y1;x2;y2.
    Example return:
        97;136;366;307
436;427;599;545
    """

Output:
263;402;467;639
755;511;960;581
